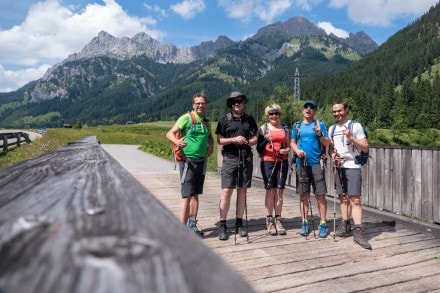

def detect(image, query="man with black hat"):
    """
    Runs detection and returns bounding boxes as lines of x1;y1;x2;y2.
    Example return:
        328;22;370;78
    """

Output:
290;100;331;238
215;91;258;241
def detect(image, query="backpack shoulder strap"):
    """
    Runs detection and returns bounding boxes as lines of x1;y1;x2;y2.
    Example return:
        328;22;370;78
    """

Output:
329;124;336;142
189;111;197;125
295;120;301;139
348;119;355;133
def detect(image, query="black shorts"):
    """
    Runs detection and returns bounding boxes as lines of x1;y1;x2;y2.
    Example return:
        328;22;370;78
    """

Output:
221;154;253;189
261;160;289;189
179;157;207;197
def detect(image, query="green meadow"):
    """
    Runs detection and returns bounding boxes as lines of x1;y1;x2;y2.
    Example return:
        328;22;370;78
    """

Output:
0;122;219;171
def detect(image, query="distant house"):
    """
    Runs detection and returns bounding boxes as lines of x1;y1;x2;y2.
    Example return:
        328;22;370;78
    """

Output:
125;121;134;125
62;123;72;128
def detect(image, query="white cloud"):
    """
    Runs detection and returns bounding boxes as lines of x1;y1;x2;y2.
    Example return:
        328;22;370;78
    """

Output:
0;0;164;92
255;0;294;23
171;0;206;20
329;0;439;26
295;0;323;12
219;0;296;23
218;0;255;22
317;21;349;38
144;3;167;18
0;63;50;93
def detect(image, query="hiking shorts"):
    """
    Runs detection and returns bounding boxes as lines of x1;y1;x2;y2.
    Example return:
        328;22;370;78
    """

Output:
335;168;362;196
261;160;289;189
295;165;327;195
221;154;253;189
179;157;207;197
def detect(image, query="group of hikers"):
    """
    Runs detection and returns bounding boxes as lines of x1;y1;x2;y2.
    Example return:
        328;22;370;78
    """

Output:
166;91;372;250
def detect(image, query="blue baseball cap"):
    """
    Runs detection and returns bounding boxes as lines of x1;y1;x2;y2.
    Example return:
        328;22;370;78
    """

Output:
304;100;317;109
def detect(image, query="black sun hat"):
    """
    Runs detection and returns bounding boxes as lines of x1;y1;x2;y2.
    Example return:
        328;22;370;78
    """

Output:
226;91;248;108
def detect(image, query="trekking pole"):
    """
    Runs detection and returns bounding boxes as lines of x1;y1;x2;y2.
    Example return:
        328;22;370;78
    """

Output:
333;163;337;242
304;157;316;239
299;158;309;240
234;148;240;245
309;196;316;239
266;153;280;189
244;150;249;243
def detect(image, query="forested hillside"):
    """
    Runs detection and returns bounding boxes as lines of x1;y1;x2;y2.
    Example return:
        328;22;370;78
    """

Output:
300;4;440;131
0;4;439;147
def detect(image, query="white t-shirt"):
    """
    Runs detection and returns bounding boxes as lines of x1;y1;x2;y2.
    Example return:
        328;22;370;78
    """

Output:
329;120;366;169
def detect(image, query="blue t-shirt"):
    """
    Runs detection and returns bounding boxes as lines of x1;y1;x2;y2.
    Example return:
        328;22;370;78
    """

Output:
291;120;328;166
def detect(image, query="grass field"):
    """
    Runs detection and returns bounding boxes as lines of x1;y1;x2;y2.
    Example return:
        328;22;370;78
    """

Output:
1;122;438;170
0;122;219;171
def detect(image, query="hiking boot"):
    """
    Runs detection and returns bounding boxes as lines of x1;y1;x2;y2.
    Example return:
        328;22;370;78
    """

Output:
235;221;248;237
266;216;277;235
335;220;352;237
318;223;328;238
353;226;372;250
299;221;309;236
218;224;228;241
275;217;286;235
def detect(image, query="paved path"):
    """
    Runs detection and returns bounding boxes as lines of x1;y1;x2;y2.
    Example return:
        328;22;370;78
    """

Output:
102;144;440;292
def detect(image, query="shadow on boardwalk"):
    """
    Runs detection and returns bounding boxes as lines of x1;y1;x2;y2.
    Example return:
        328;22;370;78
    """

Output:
103;145;440;293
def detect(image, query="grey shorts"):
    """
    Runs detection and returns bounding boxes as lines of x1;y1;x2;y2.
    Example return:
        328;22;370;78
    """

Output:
296;165;327;195
335;168;362;196
221;155;253;189
179;157;207;197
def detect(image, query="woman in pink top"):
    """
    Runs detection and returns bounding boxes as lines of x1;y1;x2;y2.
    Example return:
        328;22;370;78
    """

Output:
257;104;291;235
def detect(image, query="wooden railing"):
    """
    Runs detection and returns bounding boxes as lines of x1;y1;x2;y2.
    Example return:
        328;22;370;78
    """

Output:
218;145;440;225
0;131;31;152
0;137;253;292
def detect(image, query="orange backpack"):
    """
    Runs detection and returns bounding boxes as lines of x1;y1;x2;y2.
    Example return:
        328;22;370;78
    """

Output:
172;112;209;162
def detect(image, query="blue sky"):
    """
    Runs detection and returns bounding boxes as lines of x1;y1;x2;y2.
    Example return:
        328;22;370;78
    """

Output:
0;0;438;93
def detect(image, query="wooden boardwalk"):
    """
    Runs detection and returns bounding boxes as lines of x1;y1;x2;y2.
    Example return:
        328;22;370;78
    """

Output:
103;145;440;292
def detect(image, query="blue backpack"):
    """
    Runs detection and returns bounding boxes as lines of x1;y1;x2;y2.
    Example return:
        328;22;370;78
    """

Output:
330;120;370;166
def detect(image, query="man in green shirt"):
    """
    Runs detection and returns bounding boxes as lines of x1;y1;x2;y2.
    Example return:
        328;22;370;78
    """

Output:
166;93;214;236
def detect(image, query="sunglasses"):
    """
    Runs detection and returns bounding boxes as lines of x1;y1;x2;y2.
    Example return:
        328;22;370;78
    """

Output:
232;99;244;105
268;112;279;116
304;105;316;111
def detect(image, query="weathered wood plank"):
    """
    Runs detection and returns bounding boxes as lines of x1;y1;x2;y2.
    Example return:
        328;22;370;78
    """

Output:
107;145;440;293
422;149;433;222
434;150;440;224
0;137;254;293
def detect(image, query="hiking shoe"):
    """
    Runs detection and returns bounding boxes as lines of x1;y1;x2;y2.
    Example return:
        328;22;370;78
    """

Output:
235;222;248;237
353;226;372;250
300;221;309;236
319;223;328;238
275;217;286;235
335;220;352;237
218;224;228;241
190;221;204;237
266;216;277;235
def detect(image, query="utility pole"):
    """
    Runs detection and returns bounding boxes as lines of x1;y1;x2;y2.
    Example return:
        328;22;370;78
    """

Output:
293;67;306;100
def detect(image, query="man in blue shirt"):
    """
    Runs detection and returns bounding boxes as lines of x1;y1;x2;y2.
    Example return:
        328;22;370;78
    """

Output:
290;100;331;238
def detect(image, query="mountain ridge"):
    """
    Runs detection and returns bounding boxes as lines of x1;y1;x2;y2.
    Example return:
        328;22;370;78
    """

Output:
1;14;379;128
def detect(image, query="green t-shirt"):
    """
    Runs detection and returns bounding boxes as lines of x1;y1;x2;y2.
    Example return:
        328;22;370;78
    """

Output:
175;112;210;158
